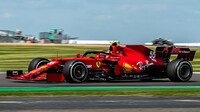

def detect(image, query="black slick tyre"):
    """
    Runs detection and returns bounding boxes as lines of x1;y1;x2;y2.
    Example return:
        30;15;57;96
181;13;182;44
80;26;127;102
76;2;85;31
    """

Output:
166;59;193;82
63;60;88;83
28;57;50;72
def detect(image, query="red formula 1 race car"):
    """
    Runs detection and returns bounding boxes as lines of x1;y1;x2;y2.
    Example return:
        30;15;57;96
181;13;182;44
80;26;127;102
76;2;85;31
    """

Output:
7;42;196;82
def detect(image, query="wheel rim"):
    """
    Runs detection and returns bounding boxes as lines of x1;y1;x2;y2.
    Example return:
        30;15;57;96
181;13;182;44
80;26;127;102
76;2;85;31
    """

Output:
72;65;86;80
178;63;191;80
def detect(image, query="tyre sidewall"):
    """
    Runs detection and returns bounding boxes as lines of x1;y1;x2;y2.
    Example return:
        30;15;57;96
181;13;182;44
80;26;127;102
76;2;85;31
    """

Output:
176;61;193;81
63;60;88;83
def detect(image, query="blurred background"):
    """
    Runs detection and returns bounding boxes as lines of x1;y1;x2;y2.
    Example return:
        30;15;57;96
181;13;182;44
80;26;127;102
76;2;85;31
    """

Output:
0;0;200;44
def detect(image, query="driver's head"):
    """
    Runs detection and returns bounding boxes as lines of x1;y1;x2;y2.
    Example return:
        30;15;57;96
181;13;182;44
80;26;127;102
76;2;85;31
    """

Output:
110;41;119;46
109;41;120;54
112;42;117;46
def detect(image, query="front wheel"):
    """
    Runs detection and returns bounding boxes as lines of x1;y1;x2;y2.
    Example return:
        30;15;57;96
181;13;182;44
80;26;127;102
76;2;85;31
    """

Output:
166;59;193;82
28;57;50;72
63;60;88;83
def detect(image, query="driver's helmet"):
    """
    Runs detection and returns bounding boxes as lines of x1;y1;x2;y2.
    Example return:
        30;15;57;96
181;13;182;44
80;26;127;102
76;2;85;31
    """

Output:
109;41;120;54
110;41;119;46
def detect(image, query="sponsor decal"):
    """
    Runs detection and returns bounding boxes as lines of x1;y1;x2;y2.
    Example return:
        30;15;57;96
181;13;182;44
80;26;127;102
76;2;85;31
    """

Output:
12;71;19;76
136;60;154;71
96;61;101;68
123;63;132;72
181;51;190;53
122;74;148;78
179;50;190;53
86;65;92;68
110;56;120;59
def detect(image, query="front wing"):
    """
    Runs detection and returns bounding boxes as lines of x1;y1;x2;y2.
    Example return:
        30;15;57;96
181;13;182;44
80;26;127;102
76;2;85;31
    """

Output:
6;70;65;82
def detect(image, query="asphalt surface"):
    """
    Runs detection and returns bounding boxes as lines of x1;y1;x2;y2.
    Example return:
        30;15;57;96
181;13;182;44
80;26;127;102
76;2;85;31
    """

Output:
1;72;200;112
0;72;200;87
0;96;200;111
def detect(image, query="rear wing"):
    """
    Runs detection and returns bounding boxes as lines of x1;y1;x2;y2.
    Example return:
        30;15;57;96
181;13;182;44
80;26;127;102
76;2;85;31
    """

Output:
156;46;196;62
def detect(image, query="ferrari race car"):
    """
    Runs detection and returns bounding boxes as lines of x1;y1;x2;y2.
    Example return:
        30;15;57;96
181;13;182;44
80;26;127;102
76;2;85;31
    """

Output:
7;42;196;82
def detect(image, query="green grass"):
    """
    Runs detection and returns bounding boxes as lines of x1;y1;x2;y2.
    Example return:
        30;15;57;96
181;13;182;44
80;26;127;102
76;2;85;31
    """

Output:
0;89;200;97
0;45;107;71
189;48;200;72
0;44;199;71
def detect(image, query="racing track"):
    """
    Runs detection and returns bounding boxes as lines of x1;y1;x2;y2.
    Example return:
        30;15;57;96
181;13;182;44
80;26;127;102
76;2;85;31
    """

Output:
0;72;200;87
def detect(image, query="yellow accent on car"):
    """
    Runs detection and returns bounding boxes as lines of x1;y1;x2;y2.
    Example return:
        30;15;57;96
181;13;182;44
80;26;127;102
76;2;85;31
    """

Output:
40;65;47;68
123;63;132;72
96;61;101;68
132;65;138;72
31;70;37;73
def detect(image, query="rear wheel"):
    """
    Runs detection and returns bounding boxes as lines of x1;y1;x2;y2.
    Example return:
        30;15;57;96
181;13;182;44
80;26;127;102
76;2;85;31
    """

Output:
63;60;88;83
166;59;193;82
28;57;50;72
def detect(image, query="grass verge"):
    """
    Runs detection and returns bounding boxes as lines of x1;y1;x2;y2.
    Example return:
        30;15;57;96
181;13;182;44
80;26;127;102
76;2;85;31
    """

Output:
0;44;107;71
0;89;200;97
